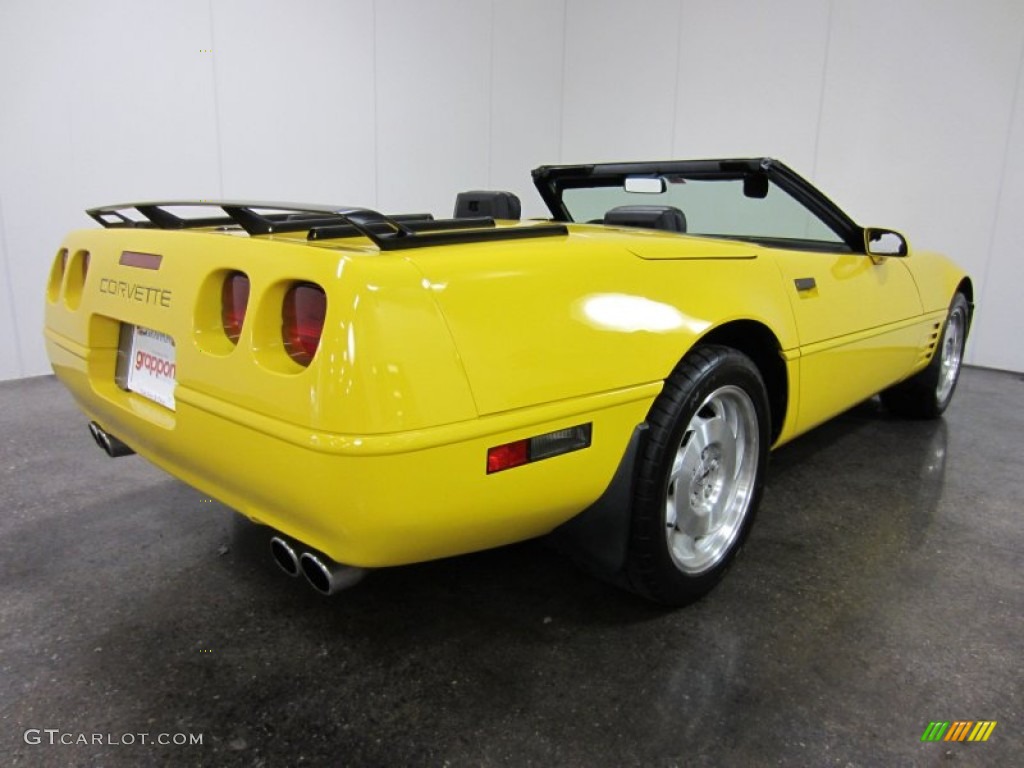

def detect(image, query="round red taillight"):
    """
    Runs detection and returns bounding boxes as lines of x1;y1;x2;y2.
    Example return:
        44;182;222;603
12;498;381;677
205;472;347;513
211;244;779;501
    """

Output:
282;282;326;366
221;271;250;344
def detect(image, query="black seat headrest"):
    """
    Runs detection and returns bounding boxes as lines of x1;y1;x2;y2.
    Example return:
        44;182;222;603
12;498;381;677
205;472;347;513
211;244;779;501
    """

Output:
603;205;686;233
454;190;522;220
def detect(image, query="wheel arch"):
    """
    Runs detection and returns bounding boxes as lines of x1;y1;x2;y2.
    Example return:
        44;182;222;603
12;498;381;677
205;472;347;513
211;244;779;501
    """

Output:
695;320;788;444
956;277;975;331
548;320;788;586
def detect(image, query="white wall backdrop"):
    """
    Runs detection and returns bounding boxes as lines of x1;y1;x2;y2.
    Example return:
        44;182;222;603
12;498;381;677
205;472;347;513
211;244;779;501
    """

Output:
1;0;1022;380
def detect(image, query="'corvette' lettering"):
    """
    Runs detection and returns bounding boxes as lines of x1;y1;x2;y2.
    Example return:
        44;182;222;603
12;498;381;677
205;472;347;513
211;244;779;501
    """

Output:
99;277;171;308
134;350;176;379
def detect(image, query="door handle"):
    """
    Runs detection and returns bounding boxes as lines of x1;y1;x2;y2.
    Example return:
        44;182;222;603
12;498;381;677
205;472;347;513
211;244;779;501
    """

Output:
794;277;816;292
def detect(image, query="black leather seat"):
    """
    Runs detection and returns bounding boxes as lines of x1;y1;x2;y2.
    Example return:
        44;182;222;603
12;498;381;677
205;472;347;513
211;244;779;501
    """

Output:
453;191;522;220
603;205;686;233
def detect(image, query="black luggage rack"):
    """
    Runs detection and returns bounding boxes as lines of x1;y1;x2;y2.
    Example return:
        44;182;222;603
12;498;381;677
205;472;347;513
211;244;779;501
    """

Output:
86;200;568;251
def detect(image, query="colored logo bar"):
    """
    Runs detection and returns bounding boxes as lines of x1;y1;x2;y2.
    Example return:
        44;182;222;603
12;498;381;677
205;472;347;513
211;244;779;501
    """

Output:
921;721;997;742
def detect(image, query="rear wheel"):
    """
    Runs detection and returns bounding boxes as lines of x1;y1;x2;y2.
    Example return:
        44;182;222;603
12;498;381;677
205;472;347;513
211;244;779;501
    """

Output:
881;293;969;419
626;345;770;606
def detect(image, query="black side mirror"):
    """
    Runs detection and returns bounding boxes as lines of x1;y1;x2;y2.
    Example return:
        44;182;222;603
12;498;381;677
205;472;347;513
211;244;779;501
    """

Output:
864;228;909;258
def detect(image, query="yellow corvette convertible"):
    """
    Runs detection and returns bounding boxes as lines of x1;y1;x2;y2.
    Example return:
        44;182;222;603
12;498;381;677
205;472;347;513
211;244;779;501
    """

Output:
44;159;971;605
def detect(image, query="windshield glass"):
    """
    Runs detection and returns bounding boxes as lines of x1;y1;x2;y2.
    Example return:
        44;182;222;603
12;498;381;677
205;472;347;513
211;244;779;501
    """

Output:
562;177;845;246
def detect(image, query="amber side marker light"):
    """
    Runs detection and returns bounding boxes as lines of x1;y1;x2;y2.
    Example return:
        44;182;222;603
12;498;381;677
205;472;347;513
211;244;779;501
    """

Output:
487;423;592;474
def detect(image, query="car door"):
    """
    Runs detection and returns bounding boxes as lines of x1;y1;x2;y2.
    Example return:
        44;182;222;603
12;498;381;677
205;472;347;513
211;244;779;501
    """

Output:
771;248;923;433
649;169;924;433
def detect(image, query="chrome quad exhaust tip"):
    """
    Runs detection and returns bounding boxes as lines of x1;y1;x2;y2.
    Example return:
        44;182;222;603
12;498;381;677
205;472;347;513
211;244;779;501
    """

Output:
88;421;135;457
269;536;365;595
269;536;300;577
299;551;366;595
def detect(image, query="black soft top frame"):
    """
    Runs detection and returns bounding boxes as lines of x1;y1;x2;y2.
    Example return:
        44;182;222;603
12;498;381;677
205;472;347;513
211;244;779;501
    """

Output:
86;201;567;251
531;157;864;252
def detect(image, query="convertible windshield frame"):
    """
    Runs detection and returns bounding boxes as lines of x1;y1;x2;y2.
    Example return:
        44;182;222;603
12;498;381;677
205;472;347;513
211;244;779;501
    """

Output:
531;158;864;253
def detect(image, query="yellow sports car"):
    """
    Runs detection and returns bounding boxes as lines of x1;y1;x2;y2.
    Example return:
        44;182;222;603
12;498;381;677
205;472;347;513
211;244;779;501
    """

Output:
44;158;971;605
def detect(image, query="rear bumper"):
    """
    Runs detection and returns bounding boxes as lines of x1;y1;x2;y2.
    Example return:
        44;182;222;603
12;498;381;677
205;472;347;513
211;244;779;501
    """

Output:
48;330;659;567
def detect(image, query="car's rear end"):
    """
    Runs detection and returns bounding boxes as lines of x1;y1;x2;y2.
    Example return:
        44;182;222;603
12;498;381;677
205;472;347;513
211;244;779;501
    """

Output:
43;203;654;581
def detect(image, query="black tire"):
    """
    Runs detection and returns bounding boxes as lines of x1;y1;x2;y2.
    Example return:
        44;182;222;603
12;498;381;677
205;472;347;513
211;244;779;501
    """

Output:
881;293;969;419
626;345;770;606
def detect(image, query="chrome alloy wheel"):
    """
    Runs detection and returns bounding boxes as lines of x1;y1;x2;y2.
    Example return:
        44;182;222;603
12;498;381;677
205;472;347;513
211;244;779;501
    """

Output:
936;307;965;404
664;385;760;575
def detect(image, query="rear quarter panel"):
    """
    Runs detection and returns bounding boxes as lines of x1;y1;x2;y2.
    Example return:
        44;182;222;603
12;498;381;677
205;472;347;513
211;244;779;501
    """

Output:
406;229;800;415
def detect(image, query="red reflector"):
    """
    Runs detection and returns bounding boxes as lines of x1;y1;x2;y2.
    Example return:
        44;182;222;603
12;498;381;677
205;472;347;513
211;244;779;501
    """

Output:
283;282;327;366
221;271;250;344
487;423;592;474
119;250;162;270
487;440;529;474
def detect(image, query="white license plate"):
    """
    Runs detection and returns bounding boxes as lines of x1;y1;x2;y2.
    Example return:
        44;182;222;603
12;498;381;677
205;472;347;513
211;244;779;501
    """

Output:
124;325;177;410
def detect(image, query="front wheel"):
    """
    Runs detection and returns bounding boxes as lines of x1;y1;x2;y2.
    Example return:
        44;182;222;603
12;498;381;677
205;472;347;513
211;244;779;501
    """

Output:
881;292;970;419
626;345;770;606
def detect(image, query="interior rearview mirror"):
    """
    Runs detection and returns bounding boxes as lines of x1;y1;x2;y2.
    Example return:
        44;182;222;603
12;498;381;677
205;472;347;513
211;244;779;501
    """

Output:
865;228;909;258
743;173;769;199
624;176;667;194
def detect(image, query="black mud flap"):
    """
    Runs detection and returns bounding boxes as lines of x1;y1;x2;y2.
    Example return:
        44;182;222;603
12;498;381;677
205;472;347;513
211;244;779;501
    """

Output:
546;423;647;586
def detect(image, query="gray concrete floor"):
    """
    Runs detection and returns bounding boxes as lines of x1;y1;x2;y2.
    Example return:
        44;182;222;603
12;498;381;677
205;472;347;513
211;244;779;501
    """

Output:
0;368;1021;767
